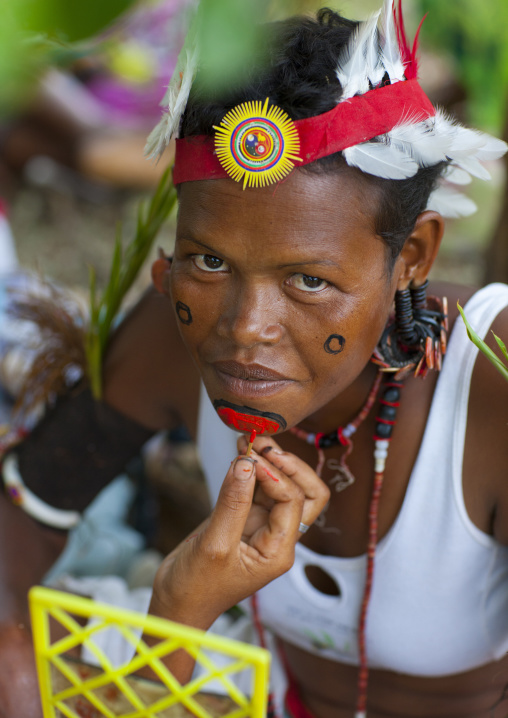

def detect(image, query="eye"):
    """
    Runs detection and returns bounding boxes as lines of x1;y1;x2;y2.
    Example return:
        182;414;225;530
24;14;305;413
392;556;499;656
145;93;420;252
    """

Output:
290;273;329;292
193;254;230;272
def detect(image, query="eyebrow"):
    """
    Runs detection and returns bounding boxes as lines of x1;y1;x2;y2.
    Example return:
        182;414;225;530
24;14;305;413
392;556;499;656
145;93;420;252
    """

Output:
275;259;340;269
180;236;341;270
180;237;221;254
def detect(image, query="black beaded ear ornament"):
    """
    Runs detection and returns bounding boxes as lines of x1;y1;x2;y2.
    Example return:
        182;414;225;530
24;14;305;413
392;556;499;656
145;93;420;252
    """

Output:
372;279;448;379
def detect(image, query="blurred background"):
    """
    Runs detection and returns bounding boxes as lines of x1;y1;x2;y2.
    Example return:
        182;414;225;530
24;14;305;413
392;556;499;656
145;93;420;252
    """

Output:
1;0;507;296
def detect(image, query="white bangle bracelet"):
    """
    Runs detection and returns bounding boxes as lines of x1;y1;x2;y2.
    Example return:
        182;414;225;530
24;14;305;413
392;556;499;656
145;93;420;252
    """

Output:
3;453;81;530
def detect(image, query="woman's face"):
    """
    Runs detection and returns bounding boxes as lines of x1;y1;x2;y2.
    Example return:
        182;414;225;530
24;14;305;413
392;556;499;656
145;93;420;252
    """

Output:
172;169;402;433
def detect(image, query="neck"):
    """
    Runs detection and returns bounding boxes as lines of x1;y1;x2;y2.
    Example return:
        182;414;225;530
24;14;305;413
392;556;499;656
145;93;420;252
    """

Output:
298;361;380;435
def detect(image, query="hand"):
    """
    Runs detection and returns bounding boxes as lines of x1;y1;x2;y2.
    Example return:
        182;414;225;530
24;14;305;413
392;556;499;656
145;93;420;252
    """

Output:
150;439;329;632
237;433;330;540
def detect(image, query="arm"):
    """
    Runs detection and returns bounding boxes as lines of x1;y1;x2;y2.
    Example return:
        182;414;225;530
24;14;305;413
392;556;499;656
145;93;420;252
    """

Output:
0;495;68;718
103;288;201;435
464;302;508;544
145;434;330;684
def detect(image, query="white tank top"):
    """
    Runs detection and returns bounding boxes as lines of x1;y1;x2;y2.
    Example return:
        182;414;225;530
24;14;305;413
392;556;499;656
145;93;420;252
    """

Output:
197;283;508;677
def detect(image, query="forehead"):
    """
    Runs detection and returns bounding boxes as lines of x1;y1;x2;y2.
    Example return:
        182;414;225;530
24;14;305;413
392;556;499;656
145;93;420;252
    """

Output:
176;168;384;263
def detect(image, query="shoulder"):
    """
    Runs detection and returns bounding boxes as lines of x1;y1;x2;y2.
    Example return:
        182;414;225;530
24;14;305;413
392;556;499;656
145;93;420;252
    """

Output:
103;287;201;436
457;283;508;543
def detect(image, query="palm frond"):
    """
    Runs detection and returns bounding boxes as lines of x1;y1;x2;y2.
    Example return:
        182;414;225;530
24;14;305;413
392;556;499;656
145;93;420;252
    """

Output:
85;166;177;398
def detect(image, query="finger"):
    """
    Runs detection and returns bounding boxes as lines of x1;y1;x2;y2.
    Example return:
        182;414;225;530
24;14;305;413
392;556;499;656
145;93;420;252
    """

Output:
206;457;257;547
246;451;305;554
237;433;284;455
252;439;330;527
239;434;325;500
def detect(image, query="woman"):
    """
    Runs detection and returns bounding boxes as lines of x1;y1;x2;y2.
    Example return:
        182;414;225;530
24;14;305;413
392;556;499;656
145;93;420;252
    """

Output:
3;2;508;717
115;2;508;716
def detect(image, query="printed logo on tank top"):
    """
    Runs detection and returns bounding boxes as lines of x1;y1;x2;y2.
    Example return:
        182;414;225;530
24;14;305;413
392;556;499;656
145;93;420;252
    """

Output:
268;603;359;659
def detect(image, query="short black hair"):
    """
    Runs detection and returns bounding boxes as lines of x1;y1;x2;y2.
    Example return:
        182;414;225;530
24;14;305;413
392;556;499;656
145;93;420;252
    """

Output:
181;8;445;265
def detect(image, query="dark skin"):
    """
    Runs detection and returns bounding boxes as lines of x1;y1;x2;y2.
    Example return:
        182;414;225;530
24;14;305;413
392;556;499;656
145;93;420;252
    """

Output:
0;497;67;718
2;167;508;717
108;169;508;717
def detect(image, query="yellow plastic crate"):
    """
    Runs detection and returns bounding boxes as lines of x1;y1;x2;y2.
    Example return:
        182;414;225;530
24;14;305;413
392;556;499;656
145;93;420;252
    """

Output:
29;587;270;718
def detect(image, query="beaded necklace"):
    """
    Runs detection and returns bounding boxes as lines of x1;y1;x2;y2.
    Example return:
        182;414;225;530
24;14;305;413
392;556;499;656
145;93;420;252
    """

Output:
290;368;383;486
251;372;404;718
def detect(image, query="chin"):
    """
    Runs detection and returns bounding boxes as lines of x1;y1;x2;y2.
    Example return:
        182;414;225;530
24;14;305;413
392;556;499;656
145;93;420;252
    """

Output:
212;398;287;434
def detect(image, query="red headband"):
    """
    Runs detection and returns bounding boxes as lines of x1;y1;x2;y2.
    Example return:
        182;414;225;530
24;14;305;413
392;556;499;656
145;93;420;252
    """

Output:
173;79;435;185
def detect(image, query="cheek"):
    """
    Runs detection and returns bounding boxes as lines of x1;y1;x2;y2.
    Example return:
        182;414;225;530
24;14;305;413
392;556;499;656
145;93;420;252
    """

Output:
323;334;346;355
169;268;224;345
175;301;193;325
297;292;391;392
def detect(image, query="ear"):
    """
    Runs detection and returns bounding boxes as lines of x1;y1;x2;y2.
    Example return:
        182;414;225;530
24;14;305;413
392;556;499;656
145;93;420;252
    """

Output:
395;211;444;290
151;249;172;295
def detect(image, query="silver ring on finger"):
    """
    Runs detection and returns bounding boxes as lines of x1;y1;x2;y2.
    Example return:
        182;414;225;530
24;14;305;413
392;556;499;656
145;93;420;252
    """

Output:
298;521;310;534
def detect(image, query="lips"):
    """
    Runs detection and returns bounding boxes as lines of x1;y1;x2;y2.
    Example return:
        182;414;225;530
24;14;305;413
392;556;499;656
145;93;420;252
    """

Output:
212;360;290;382
212;360;294;399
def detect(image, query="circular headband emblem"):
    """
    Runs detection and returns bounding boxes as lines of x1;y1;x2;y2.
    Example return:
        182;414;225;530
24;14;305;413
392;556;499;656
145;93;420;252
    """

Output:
214;98;301;188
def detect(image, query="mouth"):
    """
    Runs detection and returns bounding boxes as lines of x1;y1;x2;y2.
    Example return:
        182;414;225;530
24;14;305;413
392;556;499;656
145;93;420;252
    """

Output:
212;360;294;399
213;399;287;433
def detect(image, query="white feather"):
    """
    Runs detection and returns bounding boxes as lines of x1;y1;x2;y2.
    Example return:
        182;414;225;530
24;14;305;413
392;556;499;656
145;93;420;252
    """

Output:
145;23;199;159
364;12;385;87
473;133;508;161
379;0;405;83
451;155;491;181
344;141;418;179
450;131;487;159
426;186;477;218
429;109;505;171
431;110;471;154
387;116;451;167
444;165;472;185
336;12;381;100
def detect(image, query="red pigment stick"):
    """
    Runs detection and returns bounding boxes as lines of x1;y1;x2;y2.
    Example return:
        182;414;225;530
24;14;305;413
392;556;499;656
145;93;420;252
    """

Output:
246;429;257;458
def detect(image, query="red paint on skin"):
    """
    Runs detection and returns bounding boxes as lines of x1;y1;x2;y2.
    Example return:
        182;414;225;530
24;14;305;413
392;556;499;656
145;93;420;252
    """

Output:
217;407;280;434
263;467;279;482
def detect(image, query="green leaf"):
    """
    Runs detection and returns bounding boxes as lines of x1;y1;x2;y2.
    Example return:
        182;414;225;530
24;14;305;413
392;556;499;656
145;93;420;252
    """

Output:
492;331;508;363
457;302;508;382
13;0;137;43
85;169;177;399
1;0;139;116
194;0;270;94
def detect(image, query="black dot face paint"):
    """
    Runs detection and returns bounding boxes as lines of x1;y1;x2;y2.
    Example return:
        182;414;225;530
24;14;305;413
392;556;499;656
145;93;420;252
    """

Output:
324;334;346;355
176;301;193;325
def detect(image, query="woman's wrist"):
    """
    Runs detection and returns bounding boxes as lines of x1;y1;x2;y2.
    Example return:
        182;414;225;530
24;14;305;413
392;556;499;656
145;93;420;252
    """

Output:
149;578;220;633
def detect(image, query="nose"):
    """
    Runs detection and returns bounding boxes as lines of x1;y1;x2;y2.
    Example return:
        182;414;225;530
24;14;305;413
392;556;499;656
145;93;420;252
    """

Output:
216;279;283;348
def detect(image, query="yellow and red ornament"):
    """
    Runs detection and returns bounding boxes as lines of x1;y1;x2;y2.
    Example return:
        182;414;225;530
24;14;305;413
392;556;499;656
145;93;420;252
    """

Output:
214;98;301;188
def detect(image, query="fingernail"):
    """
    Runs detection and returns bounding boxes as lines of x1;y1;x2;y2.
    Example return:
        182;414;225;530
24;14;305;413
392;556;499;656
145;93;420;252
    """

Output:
262;446;284;456
234;457;255;479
